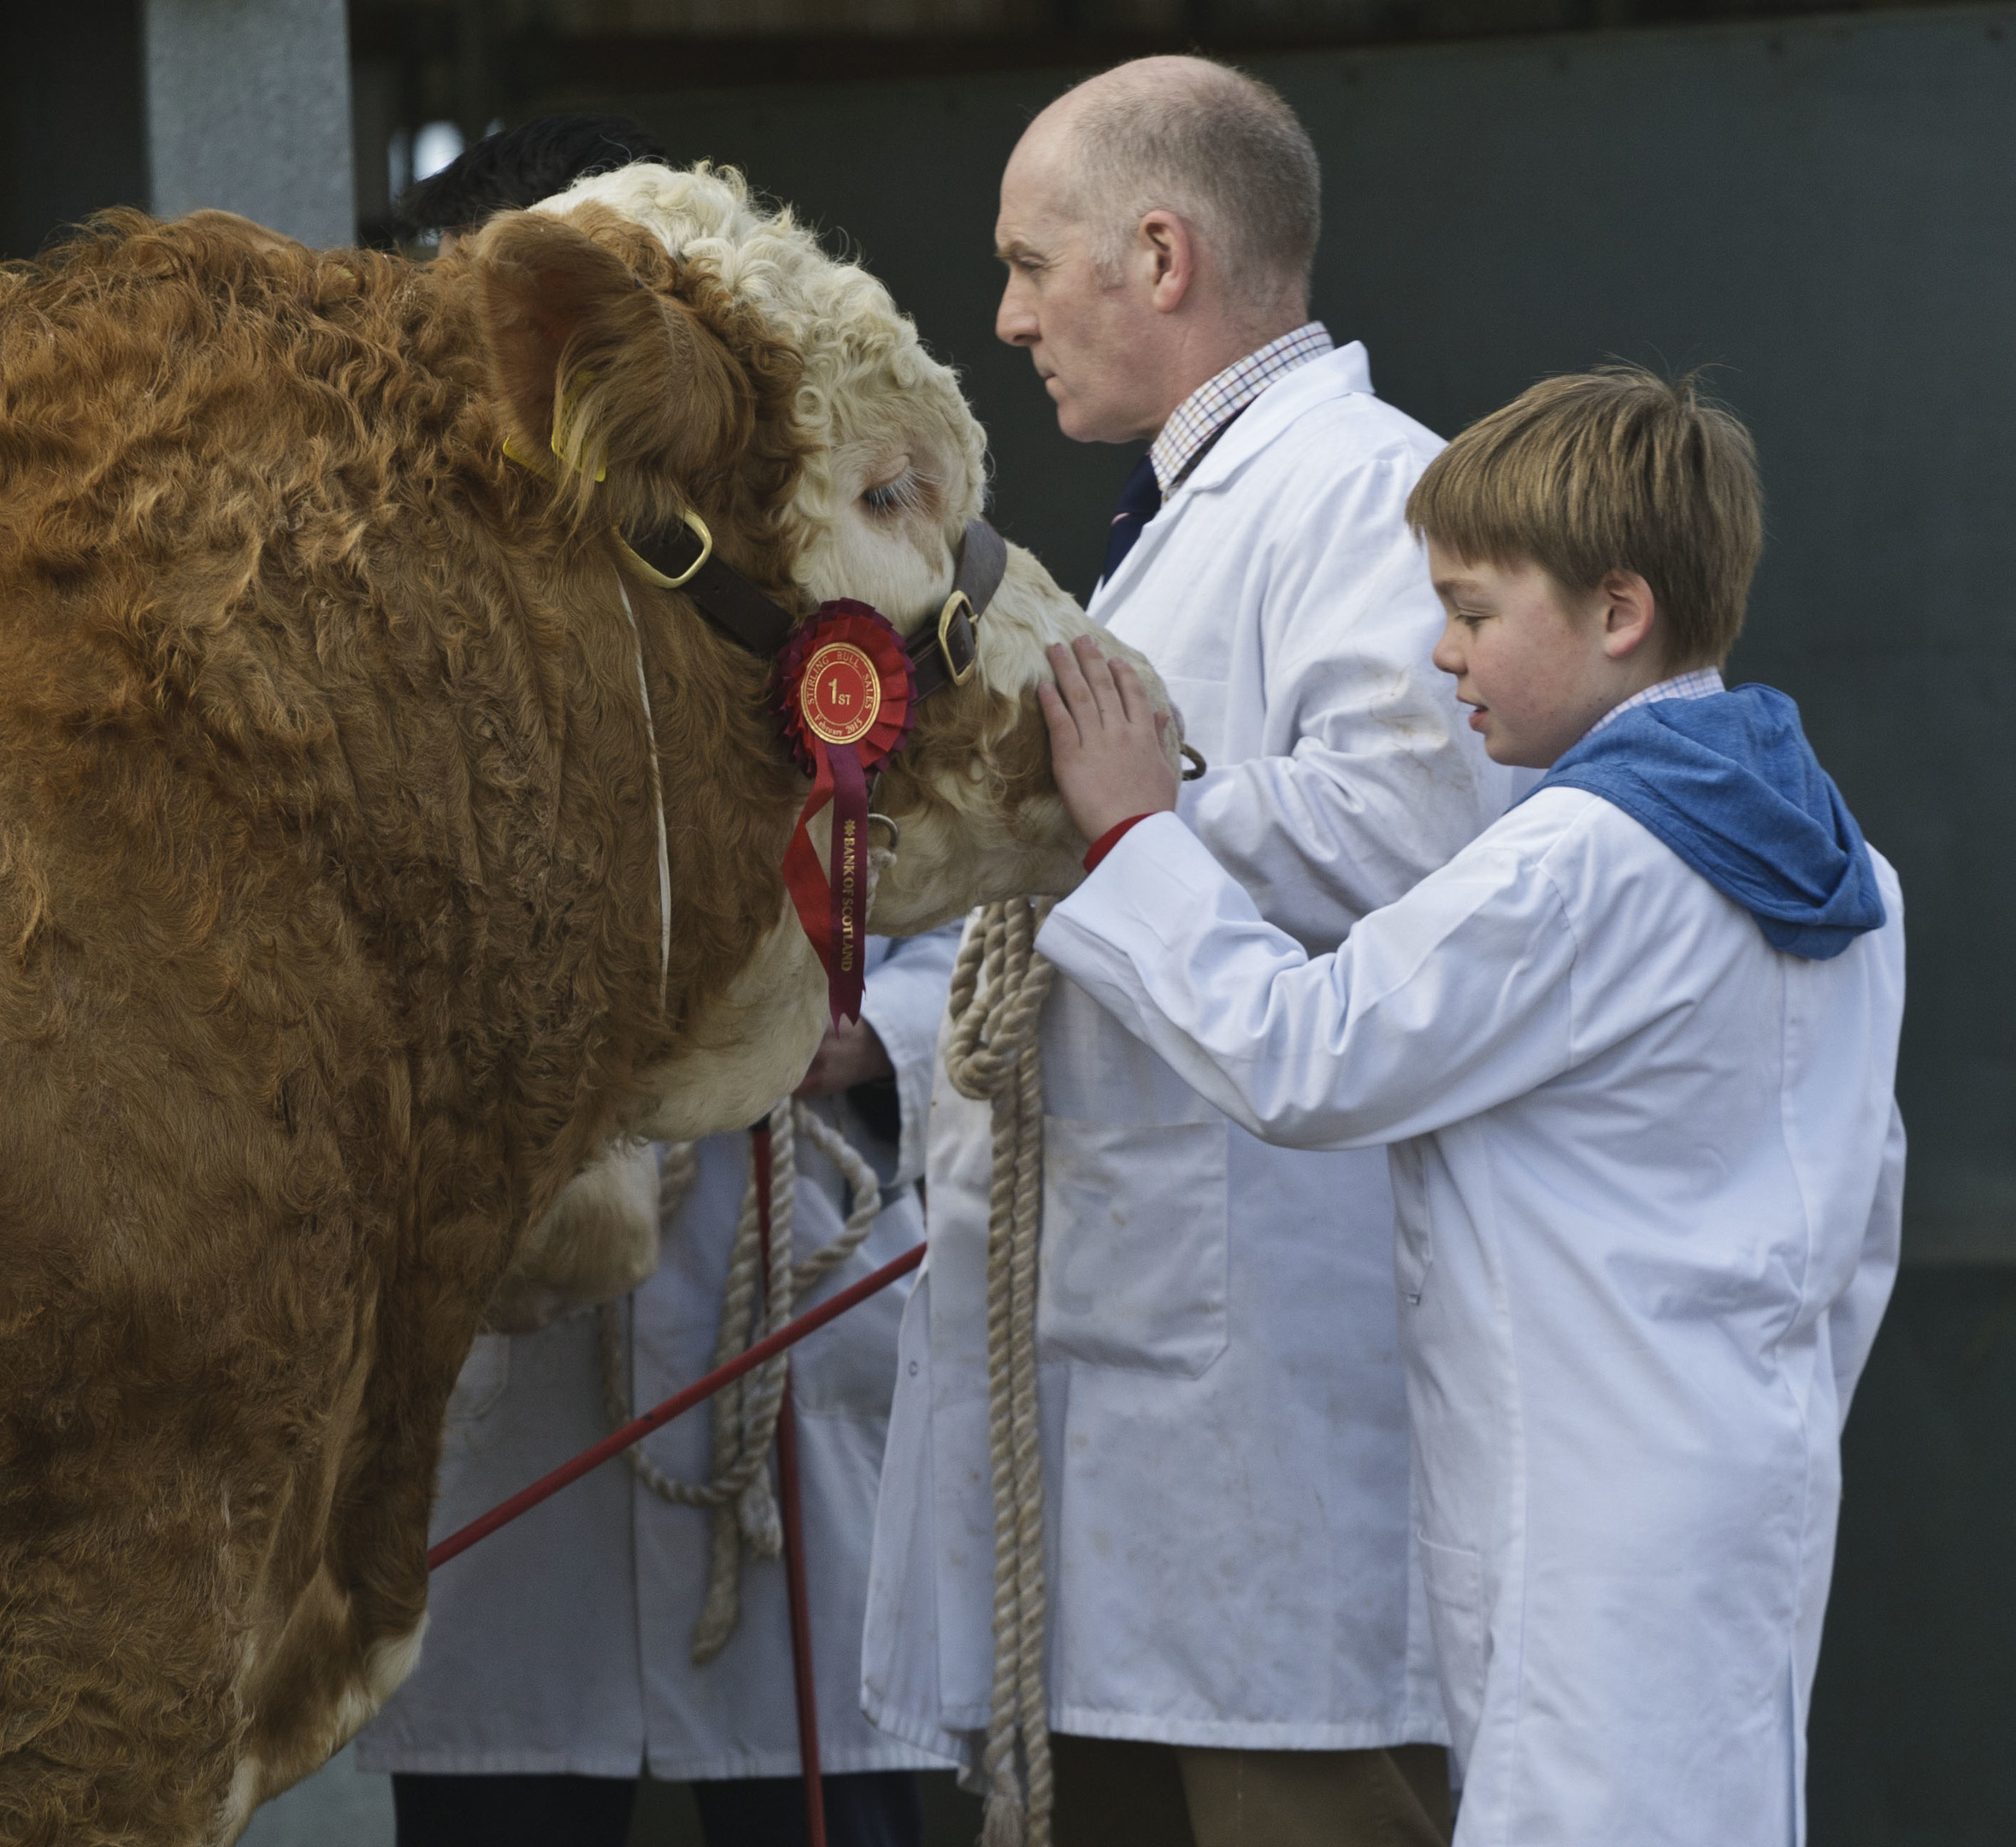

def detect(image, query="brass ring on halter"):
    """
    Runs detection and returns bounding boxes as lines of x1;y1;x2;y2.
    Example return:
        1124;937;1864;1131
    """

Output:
867;812;901;852
1181;743;1207;782
613;510;715;593
657;510;713;588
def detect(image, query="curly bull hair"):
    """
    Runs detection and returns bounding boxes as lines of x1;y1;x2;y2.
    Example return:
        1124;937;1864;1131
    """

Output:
0;205;812;1841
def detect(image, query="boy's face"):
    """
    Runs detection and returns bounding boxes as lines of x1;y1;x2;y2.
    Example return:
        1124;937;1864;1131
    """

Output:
1427;545;1663;768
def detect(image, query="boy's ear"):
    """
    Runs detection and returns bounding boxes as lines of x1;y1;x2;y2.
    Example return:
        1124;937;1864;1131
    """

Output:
469;208;752;493
1599;569;1660;661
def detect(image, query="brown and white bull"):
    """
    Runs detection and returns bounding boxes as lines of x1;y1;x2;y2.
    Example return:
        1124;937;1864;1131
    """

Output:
0;163;1164;1844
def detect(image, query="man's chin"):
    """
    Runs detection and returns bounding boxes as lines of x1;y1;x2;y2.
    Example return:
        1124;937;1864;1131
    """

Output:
1054;402;1129;445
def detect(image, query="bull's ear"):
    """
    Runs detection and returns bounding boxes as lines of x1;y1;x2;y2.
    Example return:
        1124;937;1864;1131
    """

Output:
469;209;751;500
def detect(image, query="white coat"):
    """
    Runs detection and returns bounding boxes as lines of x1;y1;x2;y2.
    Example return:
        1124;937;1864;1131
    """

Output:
358;932;960;1783
862;344;1513;1756
1038;800;1907;1844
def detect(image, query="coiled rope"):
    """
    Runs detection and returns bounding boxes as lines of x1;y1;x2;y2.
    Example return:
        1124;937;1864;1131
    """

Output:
942;898;1056;1847
597;1100;885;1663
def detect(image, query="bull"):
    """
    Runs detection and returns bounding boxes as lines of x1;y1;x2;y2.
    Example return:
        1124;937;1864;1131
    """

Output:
0;163;1166;1844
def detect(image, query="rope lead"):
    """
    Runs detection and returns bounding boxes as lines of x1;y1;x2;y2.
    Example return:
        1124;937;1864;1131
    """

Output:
598;1102;886;1662
945;899;1055;1847
595;894;1057;1847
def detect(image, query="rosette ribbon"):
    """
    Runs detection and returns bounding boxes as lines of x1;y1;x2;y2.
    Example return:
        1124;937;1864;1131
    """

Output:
775;600;915;1028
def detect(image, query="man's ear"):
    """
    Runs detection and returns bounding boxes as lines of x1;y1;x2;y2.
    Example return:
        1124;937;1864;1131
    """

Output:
1139;209;1195;315
469;208;752;499
1599;569;1660;661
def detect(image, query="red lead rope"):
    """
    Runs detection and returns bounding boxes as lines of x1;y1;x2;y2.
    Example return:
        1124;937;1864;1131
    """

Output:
426;1236;925;1573
429;1131;916;1847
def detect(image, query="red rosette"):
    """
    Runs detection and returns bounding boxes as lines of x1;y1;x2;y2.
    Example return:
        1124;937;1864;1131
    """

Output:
773;600;916;1028
775;599;915;774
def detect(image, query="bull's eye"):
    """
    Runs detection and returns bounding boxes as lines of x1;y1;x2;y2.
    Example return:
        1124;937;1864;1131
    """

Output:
860;463;924;517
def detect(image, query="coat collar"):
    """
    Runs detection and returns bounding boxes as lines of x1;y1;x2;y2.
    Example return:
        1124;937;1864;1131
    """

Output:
1089;341;1376;618
1175;340;1375;501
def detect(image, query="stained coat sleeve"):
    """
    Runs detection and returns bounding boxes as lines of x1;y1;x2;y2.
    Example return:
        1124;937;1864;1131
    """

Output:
1176;450;1500;951
857;923;962;1189
1038;813;1581;1149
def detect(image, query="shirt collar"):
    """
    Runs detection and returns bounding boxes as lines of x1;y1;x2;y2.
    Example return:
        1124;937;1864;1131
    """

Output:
1148;322;1334;496
1586;667;1726;737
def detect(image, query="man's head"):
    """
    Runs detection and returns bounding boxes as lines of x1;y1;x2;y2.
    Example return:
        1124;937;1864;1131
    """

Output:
1411;366;1763;767
994;56;1320;443
396;114;668;253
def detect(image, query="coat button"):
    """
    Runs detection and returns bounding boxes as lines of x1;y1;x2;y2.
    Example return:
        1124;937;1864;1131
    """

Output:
907;1360;919;1376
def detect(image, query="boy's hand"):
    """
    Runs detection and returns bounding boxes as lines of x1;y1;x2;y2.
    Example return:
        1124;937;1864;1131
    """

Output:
1039;635;1178;844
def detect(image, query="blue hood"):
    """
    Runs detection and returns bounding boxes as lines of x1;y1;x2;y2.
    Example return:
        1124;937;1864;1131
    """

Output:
1527;684;1885;960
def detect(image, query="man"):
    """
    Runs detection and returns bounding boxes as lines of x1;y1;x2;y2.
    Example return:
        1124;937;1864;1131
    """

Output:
862;57;1512;1847
357;118;959;1847
361;941;958;1847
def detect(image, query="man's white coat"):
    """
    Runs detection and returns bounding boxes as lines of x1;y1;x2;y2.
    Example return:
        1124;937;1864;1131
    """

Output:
863;345;1511;1753
1039;797;1906;1844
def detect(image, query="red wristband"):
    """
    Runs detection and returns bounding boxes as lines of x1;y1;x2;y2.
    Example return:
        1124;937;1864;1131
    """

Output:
1082;812;1155;873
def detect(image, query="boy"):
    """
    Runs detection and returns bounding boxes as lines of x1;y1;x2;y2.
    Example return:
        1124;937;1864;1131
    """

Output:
1029;367;1904;1845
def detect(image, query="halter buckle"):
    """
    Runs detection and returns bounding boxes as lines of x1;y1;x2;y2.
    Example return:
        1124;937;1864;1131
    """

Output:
937;589;979;688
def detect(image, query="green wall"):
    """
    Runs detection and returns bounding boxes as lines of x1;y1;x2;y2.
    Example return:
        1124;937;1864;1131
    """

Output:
1813;1267;2016;1845
1;3;146;261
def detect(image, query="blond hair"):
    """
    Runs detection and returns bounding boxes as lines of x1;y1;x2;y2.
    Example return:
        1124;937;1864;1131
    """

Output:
1406;366;1763;669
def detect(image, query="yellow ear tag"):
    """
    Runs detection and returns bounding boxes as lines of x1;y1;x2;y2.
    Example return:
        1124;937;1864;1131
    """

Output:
551;367;608;484
501;430;552;475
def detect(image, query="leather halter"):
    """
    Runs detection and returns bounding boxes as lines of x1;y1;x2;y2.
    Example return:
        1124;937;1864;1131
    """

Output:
618;512;1009;705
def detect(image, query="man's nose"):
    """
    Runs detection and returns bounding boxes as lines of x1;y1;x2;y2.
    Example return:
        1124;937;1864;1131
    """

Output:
1430;623;1464;676
996;276;1038;348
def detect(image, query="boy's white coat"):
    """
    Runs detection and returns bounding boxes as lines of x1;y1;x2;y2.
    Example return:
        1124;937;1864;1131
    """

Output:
1039;796;1906;1844
862;346;1511;1753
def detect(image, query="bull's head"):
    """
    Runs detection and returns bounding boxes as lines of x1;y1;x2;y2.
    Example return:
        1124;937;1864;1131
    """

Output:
458;163;1177;1307
522;162;1174;936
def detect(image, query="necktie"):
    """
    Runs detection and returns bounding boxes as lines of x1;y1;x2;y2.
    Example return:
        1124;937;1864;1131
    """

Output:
1098;452;1161;589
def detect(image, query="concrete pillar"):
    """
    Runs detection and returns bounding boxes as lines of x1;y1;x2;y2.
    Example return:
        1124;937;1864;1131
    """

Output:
142;0;356;248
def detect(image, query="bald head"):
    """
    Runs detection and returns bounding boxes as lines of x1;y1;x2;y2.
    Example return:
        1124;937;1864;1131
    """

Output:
993;56;1323;443
1023;56;1321;317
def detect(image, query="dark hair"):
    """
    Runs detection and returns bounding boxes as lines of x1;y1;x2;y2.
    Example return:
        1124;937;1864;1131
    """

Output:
394;115;669;238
